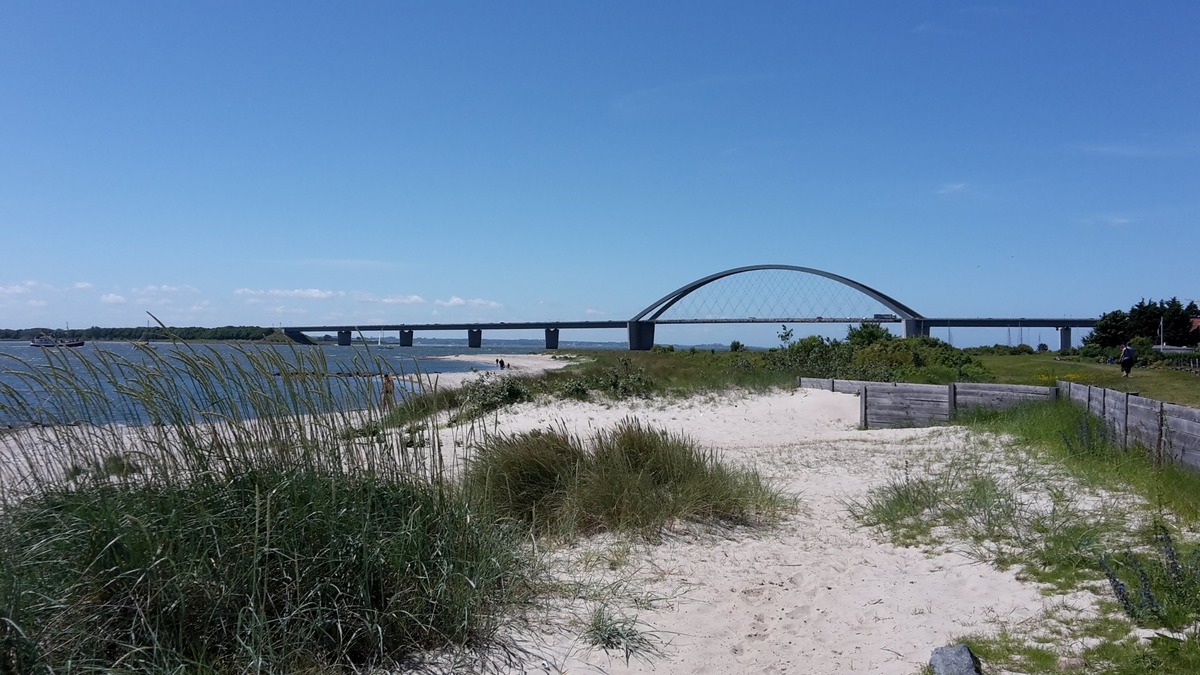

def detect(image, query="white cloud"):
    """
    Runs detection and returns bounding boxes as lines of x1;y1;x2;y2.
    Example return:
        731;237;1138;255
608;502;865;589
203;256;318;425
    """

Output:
435;296;466;307
73;282;93;289
585;308;605;316
101;294;127;304
382;295;425;305
936;182;968;195
433;296;501;309
1;284;31;296
235;288;343;299
135;284;196;295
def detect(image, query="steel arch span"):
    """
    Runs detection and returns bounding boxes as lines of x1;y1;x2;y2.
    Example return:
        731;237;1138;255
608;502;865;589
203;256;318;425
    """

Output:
630;264;925;323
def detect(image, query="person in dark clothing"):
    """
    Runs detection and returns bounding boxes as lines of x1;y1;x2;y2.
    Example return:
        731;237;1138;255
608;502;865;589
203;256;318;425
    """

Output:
1119;343;1135;377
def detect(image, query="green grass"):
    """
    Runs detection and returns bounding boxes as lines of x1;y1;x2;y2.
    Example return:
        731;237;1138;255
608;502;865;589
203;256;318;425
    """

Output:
464;417;791;540
581;604;661;665
0;342;533;672
850;397;1200;672
0;343;805;671
976;353;1200;407
960;398;1200;524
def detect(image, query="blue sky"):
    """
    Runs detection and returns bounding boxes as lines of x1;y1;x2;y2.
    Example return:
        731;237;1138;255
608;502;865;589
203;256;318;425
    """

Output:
2;2;1197;348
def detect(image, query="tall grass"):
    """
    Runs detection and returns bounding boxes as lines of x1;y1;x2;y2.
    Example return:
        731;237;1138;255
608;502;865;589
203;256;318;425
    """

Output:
959;398;1200;523
0;342;531;671
464;417;790;539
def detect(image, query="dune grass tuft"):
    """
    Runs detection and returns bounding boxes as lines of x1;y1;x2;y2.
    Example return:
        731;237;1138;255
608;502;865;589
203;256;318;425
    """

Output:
465;417;790;539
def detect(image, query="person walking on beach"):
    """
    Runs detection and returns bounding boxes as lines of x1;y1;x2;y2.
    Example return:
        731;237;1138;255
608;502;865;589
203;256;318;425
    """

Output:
381;373;395;408
1119;343;1135;377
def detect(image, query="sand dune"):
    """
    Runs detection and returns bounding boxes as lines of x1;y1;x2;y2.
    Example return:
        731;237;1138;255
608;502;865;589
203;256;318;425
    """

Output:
429;355;1096;674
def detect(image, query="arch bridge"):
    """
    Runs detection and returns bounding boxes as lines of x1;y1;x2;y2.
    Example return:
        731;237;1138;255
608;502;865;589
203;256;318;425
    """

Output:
281;264;1096;351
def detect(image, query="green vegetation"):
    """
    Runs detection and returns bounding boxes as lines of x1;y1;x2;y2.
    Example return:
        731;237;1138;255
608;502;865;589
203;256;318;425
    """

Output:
850;397;1200;672
464;418;790;539
0;343;531;671
973;352;1200;407
0;324;275;342
3;323;1198;672
1085;297;1200;349
0;341;792;671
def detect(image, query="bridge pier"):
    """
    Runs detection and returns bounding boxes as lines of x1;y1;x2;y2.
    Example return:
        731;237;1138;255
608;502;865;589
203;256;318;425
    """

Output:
468;329;483;348
902;319;929;338
337;330;352;346
628;321;655;351
545;328;560;350
399;330;414;347
1058;327;1072;352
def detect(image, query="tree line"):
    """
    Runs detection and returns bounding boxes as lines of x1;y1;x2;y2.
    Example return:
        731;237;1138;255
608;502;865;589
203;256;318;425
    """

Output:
1084;297;1200;348
0;326;275;342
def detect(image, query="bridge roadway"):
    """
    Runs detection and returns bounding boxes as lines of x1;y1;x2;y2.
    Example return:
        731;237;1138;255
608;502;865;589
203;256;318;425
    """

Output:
281;316;1097;351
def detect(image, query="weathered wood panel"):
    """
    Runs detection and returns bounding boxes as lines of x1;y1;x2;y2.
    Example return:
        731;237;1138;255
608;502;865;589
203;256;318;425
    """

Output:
956;383;1056;411
833;380;870;395
1127;396;1162;455
1089;386;1106;419
863;383;950;429
1164;404;1200;472
1103;389;1128;445
798;377;835;391
1062;381;1089;407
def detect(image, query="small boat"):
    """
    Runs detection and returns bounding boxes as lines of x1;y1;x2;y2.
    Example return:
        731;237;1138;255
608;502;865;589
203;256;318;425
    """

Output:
30;334;85;348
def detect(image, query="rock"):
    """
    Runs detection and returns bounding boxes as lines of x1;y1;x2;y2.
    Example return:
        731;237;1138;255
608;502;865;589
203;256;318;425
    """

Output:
930;644;982;675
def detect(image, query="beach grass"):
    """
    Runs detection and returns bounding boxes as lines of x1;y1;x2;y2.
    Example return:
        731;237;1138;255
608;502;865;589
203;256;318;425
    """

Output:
0;343;800;671
849;397;1200;672
0;342;534;672
463;417;791;540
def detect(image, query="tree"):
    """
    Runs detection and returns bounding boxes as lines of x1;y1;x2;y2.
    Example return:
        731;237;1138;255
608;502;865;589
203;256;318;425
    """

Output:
1163;298;1200;346
846;322;894;348
1084;310;1130;349
777;325;794;349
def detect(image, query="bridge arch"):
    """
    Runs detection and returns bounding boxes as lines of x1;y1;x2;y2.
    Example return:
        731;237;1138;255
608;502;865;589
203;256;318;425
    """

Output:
630;264;924;323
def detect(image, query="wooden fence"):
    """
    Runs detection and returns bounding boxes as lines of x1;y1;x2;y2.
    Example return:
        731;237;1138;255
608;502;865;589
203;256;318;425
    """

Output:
796;377;1200;473
1058;381;1200;472
797;378;1058;429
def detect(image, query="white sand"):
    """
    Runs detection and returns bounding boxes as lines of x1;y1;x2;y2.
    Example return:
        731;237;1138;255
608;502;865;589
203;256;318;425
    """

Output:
426;354;1093;674
0;353;1101;673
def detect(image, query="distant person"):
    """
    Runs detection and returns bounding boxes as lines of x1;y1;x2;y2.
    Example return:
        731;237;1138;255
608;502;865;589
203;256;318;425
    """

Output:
381;373;395;408
1119;343;1135;377
499;358;506;370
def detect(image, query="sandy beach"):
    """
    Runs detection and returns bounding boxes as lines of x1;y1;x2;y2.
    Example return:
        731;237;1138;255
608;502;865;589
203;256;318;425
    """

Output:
0;352;1107;673
427;354;1101;674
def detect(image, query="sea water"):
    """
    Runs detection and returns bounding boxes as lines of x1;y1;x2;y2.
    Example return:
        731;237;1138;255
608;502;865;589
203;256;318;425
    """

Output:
0;340;587;427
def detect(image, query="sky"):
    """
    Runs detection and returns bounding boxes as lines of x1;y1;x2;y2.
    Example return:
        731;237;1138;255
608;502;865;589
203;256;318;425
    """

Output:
2;2;1197;348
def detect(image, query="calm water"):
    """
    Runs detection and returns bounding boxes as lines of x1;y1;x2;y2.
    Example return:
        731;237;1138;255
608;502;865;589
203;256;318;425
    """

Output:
0;340;554;427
